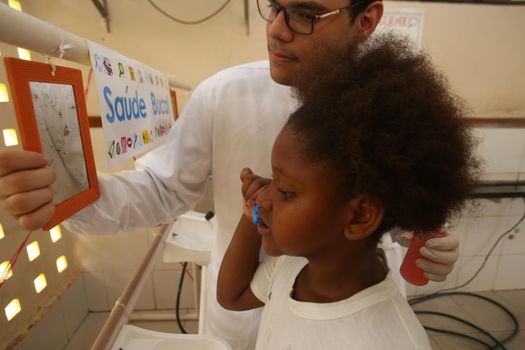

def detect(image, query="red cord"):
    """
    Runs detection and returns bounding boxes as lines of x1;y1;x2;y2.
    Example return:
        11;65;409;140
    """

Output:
84;67;93;98
0;231;33;289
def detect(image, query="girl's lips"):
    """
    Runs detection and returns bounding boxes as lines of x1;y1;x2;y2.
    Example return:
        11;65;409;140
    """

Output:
257;222;271;236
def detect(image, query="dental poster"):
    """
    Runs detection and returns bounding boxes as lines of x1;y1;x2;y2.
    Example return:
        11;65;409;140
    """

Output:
377;9;424;49
87;41;173;167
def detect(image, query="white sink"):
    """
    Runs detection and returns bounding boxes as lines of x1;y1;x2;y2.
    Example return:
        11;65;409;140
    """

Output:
163;210;216;264
111;325;232;350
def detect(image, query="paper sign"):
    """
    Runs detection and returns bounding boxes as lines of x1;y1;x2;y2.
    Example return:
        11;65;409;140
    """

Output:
377;9;424;49
87;41;173;167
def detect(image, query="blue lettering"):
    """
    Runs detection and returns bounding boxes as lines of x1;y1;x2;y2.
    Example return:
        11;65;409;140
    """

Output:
151;93;157;115
125;95;133;120
132;91;140;118
139;99;146;118
104;86;147;123
115;96;125;122
104;86;115;123
150;93;170;116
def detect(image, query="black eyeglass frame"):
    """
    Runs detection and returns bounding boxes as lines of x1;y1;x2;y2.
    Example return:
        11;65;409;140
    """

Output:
256;0;364;35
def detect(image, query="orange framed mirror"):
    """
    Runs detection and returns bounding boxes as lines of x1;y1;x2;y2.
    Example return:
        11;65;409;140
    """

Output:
4;57;99;230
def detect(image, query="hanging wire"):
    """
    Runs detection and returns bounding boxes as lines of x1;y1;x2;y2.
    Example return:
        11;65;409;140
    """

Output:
176;262;189;334
147;0;233;25
438;197;525;294
85;67;93;98
410;292;520;350
408;198;525;349
0;231;33;289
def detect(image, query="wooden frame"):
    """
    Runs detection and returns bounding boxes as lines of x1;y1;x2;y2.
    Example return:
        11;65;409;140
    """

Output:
4;57;99;230
169;89;179;120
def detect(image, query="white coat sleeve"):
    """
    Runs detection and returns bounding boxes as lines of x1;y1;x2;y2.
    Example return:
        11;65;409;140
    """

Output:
63;81;214;235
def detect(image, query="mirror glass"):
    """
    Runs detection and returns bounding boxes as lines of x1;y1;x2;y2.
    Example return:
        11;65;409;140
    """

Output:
29;82;89;204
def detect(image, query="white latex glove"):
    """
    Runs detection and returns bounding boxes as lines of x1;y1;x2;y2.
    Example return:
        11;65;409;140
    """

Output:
397;231;459;282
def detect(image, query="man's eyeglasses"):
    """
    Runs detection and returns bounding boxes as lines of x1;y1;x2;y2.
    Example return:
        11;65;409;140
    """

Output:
256;0;363;35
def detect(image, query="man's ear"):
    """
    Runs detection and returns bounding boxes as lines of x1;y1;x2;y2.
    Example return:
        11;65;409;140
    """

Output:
354;1;384;40
344;194;384;241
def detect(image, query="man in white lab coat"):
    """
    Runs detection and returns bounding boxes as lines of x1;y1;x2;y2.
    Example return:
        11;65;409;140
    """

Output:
0;1;459;349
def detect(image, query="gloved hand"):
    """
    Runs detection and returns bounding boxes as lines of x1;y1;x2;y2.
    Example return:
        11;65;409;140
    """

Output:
395;230;459;283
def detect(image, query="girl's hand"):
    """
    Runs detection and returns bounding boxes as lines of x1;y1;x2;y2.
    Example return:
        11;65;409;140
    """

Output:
239;168;270;219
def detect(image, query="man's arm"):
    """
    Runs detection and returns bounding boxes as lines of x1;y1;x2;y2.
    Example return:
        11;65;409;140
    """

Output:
217;214;264;311
0;79;214;233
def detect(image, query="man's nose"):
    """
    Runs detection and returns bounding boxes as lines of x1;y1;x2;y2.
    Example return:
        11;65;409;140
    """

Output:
267;10;293;42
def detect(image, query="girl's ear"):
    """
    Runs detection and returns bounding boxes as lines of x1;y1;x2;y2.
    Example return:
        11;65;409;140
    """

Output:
344;194;384;241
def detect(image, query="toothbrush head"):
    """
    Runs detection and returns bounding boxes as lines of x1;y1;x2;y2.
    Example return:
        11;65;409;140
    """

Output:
252;204;261;225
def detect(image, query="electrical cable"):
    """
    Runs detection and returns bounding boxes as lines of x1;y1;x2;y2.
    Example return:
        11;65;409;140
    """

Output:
174;211;214;333
176;261;188;334
0;231;33;289
408;198;524;349
84;67;93;98
147;0;233;25
416;309;507;349
437;197;525;294
424;326;494;349
410;291;520;350
180;262;194;281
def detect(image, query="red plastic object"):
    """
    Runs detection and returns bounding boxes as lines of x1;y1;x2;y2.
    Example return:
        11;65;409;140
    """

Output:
400;231;447;286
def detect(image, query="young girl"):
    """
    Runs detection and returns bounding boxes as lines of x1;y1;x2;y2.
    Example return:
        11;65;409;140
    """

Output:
217;34;478;350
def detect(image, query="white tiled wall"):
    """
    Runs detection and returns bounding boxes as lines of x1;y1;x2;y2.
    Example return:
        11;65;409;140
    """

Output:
82;272;109;311
16;277;88;350
405;127;525;296
472;128;525;181
73;229;197;314
407;198;525;296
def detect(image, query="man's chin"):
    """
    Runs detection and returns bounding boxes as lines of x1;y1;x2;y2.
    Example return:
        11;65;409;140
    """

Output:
270;70;293;86
269;66;295;87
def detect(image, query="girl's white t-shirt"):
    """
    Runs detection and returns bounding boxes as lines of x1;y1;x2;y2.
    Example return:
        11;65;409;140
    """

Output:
251;255;432;350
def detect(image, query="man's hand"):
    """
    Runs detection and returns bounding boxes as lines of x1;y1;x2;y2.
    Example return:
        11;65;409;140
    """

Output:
397;230;459;283
418;232;459;282
0;150;56;230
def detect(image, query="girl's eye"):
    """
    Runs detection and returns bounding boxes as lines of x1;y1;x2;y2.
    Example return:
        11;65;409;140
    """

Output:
278;188;294;200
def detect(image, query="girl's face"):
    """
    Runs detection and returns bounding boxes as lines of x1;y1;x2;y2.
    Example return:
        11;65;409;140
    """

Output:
256;126;350;258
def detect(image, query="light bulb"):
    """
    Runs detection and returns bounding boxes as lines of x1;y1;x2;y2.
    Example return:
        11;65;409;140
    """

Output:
3;129;18;147
56;256;68;273
5;299;21;321
26;241;40;262
34;273;47;293
0;83;9;102
50;226;62;243
0;261;13;281
17;48;31;61
8;0;22;11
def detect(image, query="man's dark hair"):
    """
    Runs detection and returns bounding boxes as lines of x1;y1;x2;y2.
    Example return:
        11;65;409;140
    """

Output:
349;0;376;22
287;33;479;240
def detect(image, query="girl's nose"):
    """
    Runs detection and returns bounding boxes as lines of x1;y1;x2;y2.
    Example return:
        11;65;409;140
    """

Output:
256;186;272;211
